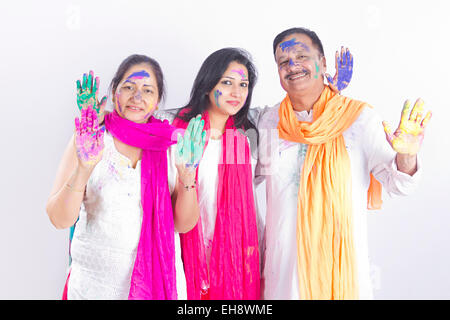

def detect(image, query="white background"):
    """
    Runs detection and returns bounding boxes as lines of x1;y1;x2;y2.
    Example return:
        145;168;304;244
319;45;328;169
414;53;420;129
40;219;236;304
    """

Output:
0;0;449;299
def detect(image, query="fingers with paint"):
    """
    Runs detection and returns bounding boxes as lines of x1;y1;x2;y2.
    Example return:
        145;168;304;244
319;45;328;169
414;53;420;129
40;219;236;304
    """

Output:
382;99;432;155
176;115;207;170
76;70;107;115
326;47;353;93
75;105;105;167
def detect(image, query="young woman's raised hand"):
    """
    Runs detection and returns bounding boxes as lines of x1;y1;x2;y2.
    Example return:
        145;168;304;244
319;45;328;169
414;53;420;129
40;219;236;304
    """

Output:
175;115;206;185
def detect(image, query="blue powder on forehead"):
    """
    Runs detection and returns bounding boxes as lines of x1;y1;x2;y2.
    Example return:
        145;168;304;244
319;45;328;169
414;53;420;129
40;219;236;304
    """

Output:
280;38;310;52
127;70;150;79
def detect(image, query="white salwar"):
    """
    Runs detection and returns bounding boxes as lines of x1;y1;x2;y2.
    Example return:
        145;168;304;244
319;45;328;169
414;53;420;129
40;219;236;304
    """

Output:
252;103;421;300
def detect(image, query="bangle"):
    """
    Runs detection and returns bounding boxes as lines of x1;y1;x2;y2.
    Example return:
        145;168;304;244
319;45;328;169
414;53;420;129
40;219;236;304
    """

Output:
178;177;196;190
65;182;85;193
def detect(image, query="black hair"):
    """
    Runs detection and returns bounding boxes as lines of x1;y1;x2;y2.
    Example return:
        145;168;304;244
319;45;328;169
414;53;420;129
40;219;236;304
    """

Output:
176;47;258;141
109;54;165;103
273;27;324;57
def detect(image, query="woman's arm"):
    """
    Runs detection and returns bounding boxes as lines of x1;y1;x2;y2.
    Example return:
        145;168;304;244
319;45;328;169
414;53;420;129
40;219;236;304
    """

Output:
172;169;199;233
172;115;206;233
46;134;90;229
46;106;104;229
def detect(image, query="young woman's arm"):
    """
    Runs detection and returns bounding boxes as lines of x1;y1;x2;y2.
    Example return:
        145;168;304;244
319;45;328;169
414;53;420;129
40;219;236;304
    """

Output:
171;169;199;233
46;107;104;229
172;115;206;233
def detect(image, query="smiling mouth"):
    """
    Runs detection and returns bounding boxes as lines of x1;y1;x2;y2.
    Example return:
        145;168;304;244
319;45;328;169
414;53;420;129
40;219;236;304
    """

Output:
126;105;144;112
226;100;240;107
286;70;309;81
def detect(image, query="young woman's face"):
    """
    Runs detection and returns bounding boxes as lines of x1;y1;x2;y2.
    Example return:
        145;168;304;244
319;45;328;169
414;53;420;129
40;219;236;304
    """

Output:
208;61;249;117
113;63;159;123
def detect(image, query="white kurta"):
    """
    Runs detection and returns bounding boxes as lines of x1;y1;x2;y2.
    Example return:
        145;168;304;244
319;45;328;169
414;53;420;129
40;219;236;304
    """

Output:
68;131;187;300
254;103;421;300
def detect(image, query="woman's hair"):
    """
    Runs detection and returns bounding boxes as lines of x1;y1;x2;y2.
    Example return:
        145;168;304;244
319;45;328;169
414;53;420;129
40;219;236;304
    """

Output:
109;54;165;103
176;47;258;135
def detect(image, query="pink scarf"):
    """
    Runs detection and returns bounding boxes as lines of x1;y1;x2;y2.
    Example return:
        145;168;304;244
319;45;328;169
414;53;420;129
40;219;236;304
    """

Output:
173;110;260;300
105;111;177;300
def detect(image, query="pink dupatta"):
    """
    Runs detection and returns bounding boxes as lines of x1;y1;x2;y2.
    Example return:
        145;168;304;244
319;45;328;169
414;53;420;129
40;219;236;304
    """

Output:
173;110;260;300
104;111;177;300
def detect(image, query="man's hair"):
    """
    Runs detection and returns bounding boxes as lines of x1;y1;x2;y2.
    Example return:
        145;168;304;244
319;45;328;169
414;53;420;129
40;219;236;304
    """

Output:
273;27;325;57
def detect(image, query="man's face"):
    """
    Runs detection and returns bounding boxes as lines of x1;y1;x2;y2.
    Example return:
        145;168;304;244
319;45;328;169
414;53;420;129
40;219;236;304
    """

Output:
274;33;326;95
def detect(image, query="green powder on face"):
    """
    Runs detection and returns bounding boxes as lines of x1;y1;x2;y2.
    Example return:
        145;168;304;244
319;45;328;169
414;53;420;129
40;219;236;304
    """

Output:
314;62;320;79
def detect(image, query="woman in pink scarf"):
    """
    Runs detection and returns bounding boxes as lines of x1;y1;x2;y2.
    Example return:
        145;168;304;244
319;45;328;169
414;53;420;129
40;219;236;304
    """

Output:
171;48;261;300
46;54;205;299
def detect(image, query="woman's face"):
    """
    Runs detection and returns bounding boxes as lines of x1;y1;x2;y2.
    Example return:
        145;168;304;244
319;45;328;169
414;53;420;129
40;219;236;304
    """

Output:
113;63;159;123
208;61;249;117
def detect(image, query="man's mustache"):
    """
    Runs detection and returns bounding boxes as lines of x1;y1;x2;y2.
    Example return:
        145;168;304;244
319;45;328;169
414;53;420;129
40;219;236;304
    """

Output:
285;69;309;80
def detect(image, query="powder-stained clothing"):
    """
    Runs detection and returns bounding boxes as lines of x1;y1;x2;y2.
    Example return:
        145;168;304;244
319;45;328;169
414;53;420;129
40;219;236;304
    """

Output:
67;131;187;299
252;103;421;299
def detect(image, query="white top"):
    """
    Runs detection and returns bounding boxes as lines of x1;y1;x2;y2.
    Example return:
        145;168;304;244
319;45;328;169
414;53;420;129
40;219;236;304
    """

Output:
67;131;187;300
154;109;264;270
254;103;421;300
197;138;221;265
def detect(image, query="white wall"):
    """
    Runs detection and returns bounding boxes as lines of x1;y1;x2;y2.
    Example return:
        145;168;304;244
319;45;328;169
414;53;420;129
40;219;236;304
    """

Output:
0;0;448;299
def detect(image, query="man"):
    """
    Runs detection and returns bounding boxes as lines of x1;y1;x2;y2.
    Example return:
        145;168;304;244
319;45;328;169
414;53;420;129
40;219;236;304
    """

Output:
255;27;431;299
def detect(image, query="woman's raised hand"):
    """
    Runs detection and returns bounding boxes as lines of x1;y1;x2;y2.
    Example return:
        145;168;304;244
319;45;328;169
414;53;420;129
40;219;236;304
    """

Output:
175;115;207;186
76;70;107;121
74;105;105;170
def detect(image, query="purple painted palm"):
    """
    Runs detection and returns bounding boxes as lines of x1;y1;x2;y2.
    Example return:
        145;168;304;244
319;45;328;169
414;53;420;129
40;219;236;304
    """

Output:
326;47;353;93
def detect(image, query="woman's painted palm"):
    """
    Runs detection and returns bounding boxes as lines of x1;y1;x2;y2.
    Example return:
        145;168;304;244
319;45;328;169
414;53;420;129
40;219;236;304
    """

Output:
175;115;206;171
75;105;105;168
76;70;107;117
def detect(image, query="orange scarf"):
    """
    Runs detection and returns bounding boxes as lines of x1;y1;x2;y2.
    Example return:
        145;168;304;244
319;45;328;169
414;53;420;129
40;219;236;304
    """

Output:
277;86;382;299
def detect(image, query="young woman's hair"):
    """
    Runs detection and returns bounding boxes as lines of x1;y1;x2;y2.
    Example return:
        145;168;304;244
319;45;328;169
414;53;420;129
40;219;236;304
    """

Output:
109;54;166;103
176;47;258;134
273;27;325;57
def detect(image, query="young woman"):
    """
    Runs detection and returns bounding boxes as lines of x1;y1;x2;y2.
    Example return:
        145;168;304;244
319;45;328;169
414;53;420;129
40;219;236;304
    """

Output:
155;48;262;300
46;54;205;300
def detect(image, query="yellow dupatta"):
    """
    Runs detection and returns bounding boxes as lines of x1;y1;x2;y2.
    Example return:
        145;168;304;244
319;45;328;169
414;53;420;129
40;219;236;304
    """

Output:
277;86;382;299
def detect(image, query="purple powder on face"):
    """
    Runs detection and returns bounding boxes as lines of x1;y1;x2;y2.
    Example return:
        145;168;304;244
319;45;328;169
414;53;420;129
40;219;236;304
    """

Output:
116;93;123;113
279;38;310;52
